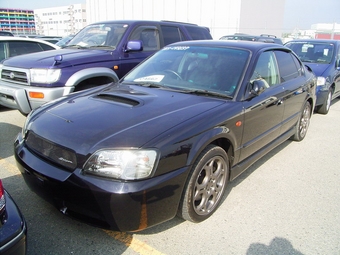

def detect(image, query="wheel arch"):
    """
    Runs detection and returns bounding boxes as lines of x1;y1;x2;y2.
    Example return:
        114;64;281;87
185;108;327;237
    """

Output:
65;67;119;91
186;129;237;180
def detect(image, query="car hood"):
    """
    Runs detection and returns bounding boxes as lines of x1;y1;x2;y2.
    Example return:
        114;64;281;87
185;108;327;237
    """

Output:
3;48;116;69
28;84;226;154
303;62;330;77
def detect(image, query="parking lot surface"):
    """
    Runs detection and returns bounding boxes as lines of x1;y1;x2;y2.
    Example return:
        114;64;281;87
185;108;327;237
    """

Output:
1;101;340;255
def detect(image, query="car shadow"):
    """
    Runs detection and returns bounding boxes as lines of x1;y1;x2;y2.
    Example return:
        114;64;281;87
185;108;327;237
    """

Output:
246;237;304;255
138;139;292;235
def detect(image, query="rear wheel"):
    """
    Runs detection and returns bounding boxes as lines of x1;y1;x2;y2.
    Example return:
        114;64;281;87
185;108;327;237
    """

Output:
178;145;229;222
291;101;311;141
316;88;332;114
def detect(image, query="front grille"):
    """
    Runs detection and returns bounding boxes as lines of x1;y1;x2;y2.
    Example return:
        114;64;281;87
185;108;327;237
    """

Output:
1;68;28;84
25;131;77;171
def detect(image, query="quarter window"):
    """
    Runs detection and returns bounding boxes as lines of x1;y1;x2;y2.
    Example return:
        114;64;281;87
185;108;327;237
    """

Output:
161;25;184;45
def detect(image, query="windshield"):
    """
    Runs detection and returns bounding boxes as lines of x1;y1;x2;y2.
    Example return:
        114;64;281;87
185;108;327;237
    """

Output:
285;42;335;64
122;45;250;98
67;23;129;49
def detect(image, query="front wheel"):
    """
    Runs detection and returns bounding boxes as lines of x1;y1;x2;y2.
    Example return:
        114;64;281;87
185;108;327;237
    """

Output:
291;101;311;141
178;145;229;223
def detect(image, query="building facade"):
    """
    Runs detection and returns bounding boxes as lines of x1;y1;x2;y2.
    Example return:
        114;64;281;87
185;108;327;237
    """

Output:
0;8;35;35
34;4;87;36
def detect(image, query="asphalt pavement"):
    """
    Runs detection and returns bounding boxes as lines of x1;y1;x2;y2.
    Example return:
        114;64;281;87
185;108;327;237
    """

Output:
1;100;339;255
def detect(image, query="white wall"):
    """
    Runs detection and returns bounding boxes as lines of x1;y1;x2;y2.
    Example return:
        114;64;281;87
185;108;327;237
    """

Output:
86;0;246;39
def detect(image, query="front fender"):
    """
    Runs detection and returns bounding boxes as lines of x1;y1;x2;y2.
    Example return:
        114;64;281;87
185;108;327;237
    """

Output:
64;67;119;87
186;125;240;170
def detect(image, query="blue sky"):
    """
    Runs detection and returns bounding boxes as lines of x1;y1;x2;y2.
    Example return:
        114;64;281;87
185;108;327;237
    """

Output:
2;0;340;31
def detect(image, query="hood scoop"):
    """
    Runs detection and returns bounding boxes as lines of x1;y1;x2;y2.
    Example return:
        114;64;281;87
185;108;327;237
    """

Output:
93;93;140;106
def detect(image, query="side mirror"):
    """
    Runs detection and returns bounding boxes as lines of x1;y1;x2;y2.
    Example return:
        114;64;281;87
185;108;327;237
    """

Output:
124;40;143;52
250;79;268;96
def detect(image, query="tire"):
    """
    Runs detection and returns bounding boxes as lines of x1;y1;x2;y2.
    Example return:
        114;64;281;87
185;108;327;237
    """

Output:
178;145;229;223
316;89;332;114
291;101;311;142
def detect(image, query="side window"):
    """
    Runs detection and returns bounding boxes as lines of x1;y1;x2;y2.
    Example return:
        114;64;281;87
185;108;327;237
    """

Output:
275;50;301;82
251;51;280;88
9;41;42;57
38;43;56;51
0;42;6;61
160;25;184;45
129;26;160;52
185;26;212;40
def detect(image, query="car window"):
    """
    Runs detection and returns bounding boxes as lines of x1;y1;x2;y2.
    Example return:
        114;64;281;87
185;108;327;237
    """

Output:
0;42;6;61
251;51;280;88
122;46;250;97
275;50;301;82
185;26;212;40
38;43;56;51
129;26;160;51
161;25;184;45
285;42;334;64
68;23;128;48
8;41;43;57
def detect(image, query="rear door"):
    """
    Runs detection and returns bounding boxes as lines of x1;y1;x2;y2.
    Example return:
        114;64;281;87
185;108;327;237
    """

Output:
274;49;309;134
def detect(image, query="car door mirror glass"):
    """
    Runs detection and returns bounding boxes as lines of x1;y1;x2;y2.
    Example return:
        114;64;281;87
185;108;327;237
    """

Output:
250;79;267;96
125;40;143;52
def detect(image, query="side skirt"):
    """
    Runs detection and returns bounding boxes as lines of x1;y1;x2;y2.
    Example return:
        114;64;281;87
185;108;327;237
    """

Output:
229;127;295;181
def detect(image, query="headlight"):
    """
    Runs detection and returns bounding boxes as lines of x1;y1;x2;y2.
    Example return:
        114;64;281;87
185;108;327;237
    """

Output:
30;68;61;83
83;149;158;180
316;76;326;86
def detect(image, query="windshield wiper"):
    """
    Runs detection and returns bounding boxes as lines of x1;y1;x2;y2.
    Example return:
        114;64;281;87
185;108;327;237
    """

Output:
89;45;116;49
183;89;233;99
63;44;88;49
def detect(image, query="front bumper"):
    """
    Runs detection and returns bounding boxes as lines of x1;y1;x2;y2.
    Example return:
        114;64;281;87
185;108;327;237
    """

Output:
315;85;329;107
0;191;27;255
14;134;188;232
0;79;71;115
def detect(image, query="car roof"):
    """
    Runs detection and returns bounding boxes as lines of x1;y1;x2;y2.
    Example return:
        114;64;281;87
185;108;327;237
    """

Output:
165;39;287;53
0;36;60;49
220;34;283;44
285;39;340;45
91;19;203;27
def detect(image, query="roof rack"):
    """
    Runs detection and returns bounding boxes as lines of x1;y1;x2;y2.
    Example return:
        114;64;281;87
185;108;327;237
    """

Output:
260;34;277;38
160;20;198;26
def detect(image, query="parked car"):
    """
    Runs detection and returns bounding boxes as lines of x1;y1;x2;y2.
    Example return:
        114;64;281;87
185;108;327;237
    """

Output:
14;40;316;232
0;179;27;255
284;39;340;114
220;33;283;44
0;20;212;115
0;36;59;62
0;31;14;37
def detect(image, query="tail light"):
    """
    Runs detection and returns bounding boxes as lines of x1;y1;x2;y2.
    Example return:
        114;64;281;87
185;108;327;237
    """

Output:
0;179;5;213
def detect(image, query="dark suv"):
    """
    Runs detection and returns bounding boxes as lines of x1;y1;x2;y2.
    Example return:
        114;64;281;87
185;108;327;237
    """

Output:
0;20;212;115
220;33;283;44
285;39;340;114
